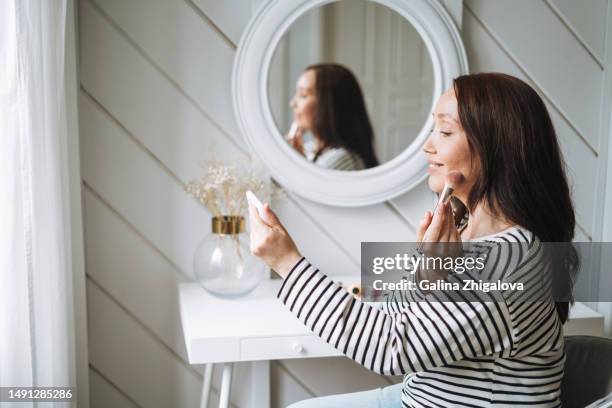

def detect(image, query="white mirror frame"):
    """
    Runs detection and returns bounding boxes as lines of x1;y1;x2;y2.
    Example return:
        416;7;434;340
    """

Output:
233;0;468;207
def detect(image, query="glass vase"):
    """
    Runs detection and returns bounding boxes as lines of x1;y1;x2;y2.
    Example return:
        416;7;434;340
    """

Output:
194;215;265;297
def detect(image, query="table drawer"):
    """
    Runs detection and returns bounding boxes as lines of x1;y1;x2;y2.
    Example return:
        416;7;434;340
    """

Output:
241;334;342;361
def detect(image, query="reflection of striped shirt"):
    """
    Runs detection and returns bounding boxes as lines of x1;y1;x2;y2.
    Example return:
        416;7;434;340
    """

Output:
277;226;564;407
313;147;365;171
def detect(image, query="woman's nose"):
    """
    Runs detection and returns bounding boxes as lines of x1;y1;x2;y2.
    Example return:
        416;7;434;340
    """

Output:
422;135;435;154
289;97;296;109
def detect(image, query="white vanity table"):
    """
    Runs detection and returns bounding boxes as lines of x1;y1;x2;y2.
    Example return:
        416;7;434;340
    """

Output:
178;277;605;408
178;277;344;408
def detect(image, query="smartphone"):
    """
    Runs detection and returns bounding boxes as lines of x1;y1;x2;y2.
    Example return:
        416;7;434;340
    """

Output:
246;190;268;222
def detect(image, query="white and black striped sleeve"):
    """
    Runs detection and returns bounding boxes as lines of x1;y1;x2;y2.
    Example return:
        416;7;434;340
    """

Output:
277;257;515;376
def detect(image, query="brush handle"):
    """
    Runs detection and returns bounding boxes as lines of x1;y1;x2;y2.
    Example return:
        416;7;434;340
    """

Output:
287;122;299;140
437;185;455;206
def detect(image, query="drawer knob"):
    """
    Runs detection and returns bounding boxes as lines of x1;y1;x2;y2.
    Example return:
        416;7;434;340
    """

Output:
292;342;304;353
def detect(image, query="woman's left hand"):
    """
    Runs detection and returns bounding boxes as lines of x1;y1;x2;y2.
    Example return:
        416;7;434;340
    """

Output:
417;201;462;244
417;201;463;281
248;201;303;278
285;127;305;156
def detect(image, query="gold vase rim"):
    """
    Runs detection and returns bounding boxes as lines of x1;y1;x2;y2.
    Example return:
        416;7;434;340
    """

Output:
212;215;245;234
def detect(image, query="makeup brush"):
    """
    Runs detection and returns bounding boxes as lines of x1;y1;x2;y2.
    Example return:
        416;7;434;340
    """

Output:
286;122;299;141
436;170;463;208
419;170;464;249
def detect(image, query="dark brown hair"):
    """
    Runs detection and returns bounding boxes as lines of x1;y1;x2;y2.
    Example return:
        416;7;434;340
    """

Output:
306;63;379;168
453;73;578;323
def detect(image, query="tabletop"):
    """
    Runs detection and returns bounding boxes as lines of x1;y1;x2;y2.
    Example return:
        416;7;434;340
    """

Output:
179;277;605;365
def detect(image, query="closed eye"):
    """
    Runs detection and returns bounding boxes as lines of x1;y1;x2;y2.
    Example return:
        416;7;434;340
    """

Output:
430;128;452;136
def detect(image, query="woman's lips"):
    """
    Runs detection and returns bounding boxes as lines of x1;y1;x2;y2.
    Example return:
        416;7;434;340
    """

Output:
427;161;443;173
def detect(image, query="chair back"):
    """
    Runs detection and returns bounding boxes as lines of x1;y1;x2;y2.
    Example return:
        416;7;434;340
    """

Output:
561;336;612;408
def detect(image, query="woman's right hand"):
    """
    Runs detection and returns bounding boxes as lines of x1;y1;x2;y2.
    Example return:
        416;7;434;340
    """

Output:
248;201;302;279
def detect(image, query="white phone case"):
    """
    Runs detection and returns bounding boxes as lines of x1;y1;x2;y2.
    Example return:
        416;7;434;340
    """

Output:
246;190;267;221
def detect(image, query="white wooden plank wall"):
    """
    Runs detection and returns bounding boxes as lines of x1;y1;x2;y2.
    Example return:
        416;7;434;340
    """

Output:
78;0;612;406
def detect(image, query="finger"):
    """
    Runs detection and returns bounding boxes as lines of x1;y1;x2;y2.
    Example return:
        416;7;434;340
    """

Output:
442;202;454;242
294;138;304;152
449;221;462;243
417;211;432;241
447;203;461;242
262;203;281;227
247;201;266;229
426;202;446;242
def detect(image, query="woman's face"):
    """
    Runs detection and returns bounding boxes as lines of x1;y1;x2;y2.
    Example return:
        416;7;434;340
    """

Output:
289;70;317;131
423;88;479;201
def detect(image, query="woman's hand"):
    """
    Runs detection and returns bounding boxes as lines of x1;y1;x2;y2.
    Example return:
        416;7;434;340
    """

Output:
248;201;303;279
416;201;463;282
285;127;305;156
417;201;462;244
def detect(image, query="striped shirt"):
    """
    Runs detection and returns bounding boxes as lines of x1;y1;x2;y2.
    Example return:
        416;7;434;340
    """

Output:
276;226;564;407
313;147;366;171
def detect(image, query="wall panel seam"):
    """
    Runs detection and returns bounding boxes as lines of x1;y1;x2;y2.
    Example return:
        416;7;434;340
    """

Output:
287;197;361;268
575;222;593;241
542;0;605;69
80;88;188;193
183;0;237;49
82;182;187;278
276;361;317;398
90;360;237;408
89;364;143;408
464;3;598;156
384;201;417;232
87;275;201;378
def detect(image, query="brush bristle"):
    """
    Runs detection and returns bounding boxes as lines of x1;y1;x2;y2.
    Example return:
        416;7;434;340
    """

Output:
445;170;463;189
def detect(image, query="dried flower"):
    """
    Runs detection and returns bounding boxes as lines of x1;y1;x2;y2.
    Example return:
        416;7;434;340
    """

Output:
184;158;285;218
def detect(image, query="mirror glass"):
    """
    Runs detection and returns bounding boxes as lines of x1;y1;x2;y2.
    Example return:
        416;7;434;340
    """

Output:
268;0;434;171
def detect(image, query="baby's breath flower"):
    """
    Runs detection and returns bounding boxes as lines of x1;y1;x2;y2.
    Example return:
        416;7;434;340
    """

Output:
184;158;284;217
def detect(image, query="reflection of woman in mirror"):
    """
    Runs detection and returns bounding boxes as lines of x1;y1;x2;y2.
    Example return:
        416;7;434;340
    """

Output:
286;63;379;171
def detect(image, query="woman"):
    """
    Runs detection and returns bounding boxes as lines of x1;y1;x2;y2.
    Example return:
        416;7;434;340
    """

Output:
286;63;379;170
250;73;578;407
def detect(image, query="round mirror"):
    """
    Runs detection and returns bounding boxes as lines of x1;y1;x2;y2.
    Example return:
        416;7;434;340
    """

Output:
268;0;434;171
233;0;468;206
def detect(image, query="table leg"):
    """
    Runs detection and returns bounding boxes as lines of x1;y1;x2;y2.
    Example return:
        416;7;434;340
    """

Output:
250;360;270;408
200;363;214;408
219;362;233;408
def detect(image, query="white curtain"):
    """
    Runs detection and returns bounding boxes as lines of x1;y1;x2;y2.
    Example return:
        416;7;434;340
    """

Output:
0;0;77;404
